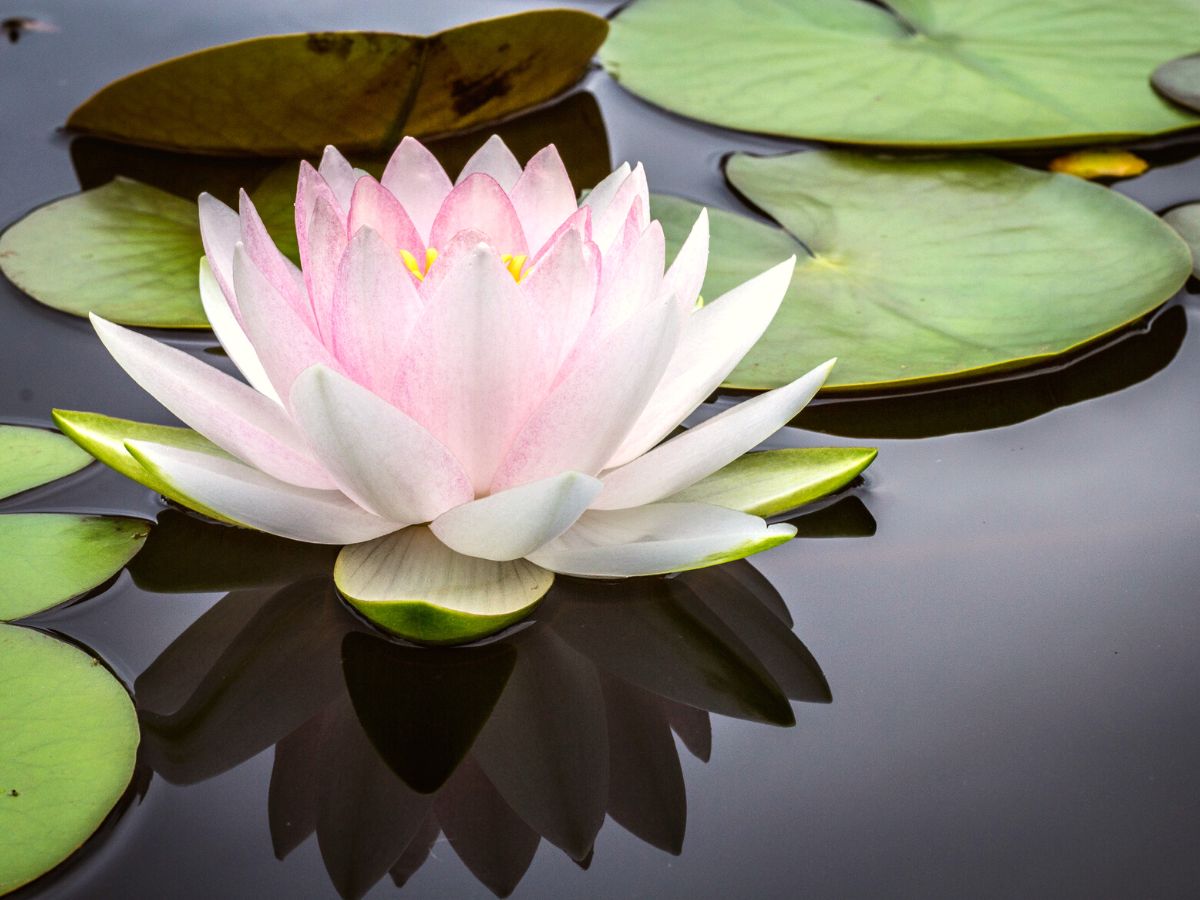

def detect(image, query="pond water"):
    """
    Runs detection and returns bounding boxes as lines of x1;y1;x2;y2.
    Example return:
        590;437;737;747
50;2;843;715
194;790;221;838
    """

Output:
4;1;1200;897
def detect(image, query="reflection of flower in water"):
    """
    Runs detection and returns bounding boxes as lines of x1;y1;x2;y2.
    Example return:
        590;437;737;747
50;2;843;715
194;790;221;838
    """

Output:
134;531;829;899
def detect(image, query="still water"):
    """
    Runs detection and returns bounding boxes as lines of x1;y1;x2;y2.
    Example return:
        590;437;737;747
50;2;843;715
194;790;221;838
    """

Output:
4;1;1200;897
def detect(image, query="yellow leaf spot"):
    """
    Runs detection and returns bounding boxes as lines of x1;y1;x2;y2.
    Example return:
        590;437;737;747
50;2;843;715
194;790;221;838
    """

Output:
1048;150;1149;180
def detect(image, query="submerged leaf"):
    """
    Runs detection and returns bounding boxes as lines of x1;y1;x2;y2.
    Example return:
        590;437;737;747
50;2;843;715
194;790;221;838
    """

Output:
0;179;207;328
0;625;138;894
1048;150;1149;180
602;0;1200;146
66;11;608;155
654;151;1191;391
0;514;149;620
0;425;91;501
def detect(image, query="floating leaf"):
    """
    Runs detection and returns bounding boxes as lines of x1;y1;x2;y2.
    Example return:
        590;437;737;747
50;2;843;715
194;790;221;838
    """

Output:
602;0;1200;147
0;625;138;894
1153;52;1200;114
668;448;876;516
1048;150;1149;180
1164;203;1200;275
0;425;91;501
335;526;553;645
0;179;207;328
653;151;1192;391
66;11;608;156
0;514;149;621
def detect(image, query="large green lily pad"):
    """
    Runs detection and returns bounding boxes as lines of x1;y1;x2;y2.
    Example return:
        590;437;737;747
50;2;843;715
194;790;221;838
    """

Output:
653;151;1191;391
0;179;207;328
66;11;607;156
0;426;91;501
602;0;1200;147
0;514;149;621
0;624;139;894
1153;53;1200;115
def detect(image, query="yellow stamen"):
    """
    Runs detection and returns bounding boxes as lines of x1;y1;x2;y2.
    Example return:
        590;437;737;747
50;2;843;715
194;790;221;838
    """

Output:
501;253;528;283
401;247;524;283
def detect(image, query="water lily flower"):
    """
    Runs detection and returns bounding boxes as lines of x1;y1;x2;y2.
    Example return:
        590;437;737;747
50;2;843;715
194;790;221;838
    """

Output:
57;136;835;641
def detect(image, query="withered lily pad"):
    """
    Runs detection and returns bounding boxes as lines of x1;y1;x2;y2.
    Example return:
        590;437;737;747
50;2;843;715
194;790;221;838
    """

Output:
0;625;138;894
66;11;607;156
653;151;1191;391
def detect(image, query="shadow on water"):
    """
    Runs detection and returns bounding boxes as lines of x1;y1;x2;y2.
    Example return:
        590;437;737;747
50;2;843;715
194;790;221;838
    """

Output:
129;513;836;899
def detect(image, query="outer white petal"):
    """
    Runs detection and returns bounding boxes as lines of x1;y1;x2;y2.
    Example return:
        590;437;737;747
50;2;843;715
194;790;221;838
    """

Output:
456;134;524;190
318;145;359;211
90;314;335;490
198;192;240;304
198;257;280;404
527;502;796;578
288;365;473;525
582;163;631;218
662;207;710;314
606;256;796;468
593;359;835;510
125;441;397;545
431;471;602;561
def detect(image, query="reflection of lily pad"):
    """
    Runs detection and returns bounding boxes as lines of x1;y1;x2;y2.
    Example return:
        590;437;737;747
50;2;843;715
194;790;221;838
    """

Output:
0;179;207;328
0;625;138;894
66;11;607;156
654;151;1191;391
0;425;91;501
602;0;1200;146
1164;203;1200;276
1153;53;1200;115
0;514;149;621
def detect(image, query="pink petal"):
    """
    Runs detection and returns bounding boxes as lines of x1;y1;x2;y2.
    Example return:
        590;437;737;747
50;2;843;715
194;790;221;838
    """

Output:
238;190;313;329
198;257;279;404
298;193;347;342
429;173;528;259
529;206;591;267
380;137;453;244
591;163;649;253
318;145;359;211
511;144;579;254
520;225;599;371
347;175;424;257
456;134;523;191
491;294;681;492
295;160;344;258
591;219;666;335
289;365;474;525
91;314;336;490
329;226;424;396
198;193;240;308
392;237;553;493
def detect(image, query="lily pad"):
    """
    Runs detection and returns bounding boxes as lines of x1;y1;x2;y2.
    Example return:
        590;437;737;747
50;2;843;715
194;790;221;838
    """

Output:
335;526;554;645
1164;203;1200;276
668;448;876;516
66;11;607;156
601;0;1200;147
0;179;207;328
653;151;1192;391
0;425;91;501
0;624;139;894
1153;52;1200;114
0;514;149;621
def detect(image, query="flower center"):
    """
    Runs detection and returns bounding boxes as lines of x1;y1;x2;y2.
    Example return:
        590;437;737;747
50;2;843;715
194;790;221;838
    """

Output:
399;247;527;283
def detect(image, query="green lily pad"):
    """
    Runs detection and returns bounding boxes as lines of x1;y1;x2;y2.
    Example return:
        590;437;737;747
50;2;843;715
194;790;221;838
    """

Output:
0;179;207;328
669;448;877;516
335;526;554;645
0;624;139;894
52;410;236;525
1164;203;1200;275
1152;52;1200;114
0;425;91;501
66;11;607;156
0;514;149;621
602;0;1200;147
653;151;1192;391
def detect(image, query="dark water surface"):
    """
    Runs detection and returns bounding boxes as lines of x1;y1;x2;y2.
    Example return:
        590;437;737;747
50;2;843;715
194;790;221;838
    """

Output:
5;1;1200;898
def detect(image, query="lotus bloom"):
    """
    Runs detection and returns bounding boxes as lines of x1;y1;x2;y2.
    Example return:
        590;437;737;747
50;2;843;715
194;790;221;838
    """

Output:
60;136;834;640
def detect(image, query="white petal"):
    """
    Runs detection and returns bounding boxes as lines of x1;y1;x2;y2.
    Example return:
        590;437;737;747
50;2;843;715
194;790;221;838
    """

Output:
198;192;240;305
594;359;835;510
431;471;602;561
606;256;796;468
582;163;631;218
91;314;335;490
198;257;280;404
527;503;796;577
126;441;396;544
318;145;359;211
457;134;523;191
663;207;709;314
288;365;473;525
380;137;454;243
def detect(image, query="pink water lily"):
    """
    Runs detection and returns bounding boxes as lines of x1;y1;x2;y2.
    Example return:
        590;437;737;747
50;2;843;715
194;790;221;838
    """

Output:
72;135;833;637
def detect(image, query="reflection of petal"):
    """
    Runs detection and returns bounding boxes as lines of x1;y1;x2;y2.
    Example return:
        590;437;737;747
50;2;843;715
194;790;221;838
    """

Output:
136;579;351;783
268;710;330;860
473;629;608;861
661;698;712;763
437;754;540;896
602;674;686;854
387;812;442;890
